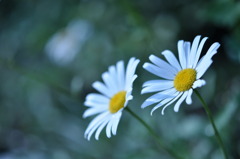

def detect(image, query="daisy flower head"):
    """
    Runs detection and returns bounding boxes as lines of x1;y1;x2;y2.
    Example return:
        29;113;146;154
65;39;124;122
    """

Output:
141;35;220;115
83;57;140;140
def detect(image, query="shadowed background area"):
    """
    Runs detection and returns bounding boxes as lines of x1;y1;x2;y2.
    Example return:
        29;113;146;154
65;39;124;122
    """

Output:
0;0;240;159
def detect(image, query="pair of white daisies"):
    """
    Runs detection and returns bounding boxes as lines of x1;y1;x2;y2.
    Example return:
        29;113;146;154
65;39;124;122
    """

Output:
83;35;220;140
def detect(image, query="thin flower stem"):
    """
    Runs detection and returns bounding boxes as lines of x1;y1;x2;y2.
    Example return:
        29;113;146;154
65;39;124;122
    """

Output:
125;107;184;159
194;89;228;159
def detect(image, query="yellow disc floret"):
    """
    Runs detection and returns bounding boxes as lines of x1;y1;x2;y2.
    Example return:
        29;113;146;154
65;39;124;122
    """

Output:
109;91;126;114
174;68;197;92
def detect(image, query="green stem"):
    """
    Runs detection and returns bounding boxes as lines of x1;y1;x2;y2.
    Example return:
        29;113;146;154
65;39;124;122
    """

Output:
194;89;228;159
125;107;184;159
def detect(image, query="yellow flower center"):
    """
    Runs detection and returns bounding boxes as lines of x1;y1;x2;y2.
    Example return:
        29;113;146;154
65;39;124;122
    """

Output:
174;68;197;92
109;91;126;114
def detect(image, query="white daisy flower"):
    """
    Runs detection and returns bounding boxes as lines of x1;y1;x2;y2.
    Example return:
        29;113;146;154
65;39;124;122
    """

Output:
141;35;220;115
83;57;140;140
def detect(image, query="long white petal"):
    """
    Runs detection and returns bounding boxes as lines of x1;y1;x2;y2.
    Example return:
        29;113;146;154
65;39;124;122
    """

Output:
150;91;181;115
174;91;188;112
149;54;178;74
111;112;122;135
85;112;109;140
184;41;191;68
84;112;108;136
147;89;179;115
178;40;187;69
83;107;107;118
150;98;172;115
203;42;220;61
95;120;109;140
84;100;108;108
86;121;104;140
143;63;175;80
188;35;201;68
195;42;219;72
143;79;173;87
116;60;125;90
125;74;137;93
125;58;140;90
141;93;174;108
108;65;118;93
92;81;111;98
85;93;109;104
196;59;213;79
102;72;115;96
192;37;208;68
106;118;114;138
161;92;183;115
162;50;181;71
141;82;173;94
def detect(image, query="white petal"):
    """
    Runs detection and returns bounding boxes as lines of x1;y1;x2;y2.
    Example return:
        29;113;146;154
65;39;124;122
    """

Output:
160;87;178;96
141;92;174;108
150;91;180;115
86;122;103;141
106;118;114;138
126;94;133;101
184;41;191;67
102;72;115;96
108;65;119;93
116;60;125;90
194;41;219;73
86;93;109;105
84;100;108;108
173;91;188;112
92;81;111;98
85;112;109;140
125;58;140;82
84;112;108;135
141;81;173;94
83;107;107;118
95;120;109;140
149;54;177;74
125;74;138;91
196;59;213;79
143;63;175;80
161;92;183;115
142;79;173;87
111;112;122;135
141;100;157;109
192;37;208;68
162;50;181;71
202;42;220;61
192;79;206;89
125;58;140;90
131;74;138;84
125;88;133;106
188;35;201;68
150;98;172;115
186;89;193;105
178;40;187;69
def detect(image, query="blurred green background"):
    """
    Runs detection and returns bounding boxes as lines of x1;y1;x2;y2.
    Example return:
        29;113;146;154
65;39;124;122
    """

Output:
0;0;240;159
